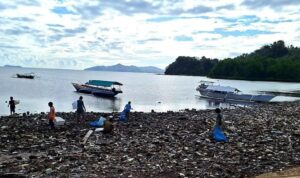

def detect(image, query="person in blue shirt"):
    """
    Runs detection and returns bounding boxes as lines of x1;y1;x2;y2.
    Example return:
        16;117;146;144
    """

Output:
124;101;132;119
76;96;86;123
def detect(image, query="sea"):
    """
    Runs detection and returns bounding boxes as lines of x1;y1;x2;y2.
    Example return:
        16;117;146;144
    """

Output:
1;67;300;116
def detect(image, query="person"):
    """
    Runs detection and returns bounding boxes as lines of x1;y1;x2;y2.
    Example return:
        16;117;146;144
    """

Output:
76;96;86;123
103;117;114;134
213;108;227;142
48;102;56;129
124;101;132;119
215;108;223;129
8;97;16;115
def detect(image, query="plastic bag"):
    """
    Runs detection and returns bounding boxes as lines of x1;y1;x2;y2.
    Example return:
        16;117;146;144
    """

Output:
119;110;127;121
89;117;106;127
14;100;20;105
213;125;228;142
72;101;77;110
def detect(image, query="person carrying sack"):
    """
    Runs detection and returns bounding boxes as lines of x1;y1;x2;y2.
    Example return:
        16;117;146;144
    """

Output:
213;108;228;142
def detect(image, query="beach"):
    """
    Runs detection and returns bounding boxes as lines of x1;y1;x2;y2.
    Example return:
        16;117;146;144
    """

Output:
1;101;300;177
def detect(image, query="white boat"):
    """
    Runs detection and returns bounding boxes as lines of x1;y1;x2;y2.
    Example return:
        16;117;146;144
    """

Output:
72;80;123;97
196;81;275;102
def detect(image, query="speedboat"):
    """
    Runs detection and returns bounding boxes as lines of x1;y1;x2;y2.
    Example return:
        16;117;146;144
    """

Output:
72;80;123;97
196;81;275;102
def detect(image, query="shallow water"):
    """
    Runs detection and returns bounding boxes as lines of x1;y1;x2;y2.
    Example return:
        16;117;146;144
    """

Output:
0;67;299;115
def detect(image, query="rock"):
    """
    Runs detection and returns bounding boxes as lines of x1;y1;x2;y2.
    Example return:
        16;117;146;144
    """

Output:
45;168;53;175
0;102;300;177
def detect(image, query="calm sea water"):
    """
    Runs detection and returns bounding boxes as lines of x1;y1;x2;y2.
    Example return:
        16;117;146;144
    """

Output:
0;67;300;115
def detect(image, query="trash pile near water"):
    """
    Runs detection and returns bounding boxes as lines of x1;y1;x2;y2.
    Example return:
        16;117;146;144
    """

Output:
1;101;300;177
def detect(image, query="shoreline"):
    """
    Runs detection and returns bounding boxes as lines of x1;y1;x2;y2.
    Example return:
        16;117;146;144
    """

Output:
1;101;300;177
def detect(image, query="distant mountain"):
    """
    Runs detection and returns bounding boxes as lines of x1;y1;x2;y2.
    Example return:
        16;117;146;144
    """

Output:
85;64;164;73
3;65;22;68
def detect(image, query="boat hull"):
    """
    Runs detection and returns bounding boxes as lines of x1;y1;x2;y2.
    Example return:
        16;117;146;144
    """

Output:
72;83;122;97
199;90;275;102
16;74;34;79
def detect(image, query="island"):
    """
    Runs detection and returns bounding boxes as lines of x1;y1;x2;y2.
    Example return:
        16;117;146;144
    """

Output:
3;65;22;68
85;64;164;74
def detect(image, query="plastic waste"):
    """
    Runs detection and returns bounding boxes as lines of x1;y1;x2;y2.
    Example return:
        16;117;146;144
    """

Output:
54;117;65;126
89;117;106;127
95;128;104;132
72;101;77;110
14;100;20;105
213;125;228;142
119;110;127;122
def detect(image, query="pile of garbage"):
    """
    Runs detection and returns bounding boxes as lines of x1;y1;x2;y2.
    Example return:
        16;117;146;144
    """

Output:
1;101;300;177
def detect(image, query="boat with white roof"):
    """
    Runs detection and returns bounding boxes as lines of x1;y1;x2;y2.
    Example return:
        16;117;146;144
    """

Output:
72;80;123;97
196;80;275;102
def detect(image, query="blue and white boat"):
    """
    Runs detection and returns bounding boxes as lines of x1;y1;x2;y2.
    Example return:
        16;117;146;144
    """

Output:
196;81;275;102
72;80;123;97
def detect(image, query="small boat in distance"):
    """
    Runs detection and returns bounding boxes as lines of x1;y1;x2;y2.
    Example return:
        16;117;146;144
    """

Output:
16;73;35;79
72;80;123;97
196;80;275;102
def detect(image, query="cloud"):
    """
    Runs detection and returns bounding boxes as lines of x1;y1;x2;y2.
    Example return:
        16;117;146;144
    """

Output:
146;16;209;22
185;6;213;14
47;24;65;28
64;27;86;34
0;2;15;10
0;0;300;69
9;17;34;22
0;44;25;49
216;4;235;11
4;26;40;35
102;0;160;15
242;0;300;9
137;38;162;44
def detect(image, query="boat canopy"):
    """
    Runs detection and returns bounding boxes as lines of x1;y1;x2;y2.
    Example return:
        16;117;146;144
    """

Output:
206;85;237;93
86;80;123;87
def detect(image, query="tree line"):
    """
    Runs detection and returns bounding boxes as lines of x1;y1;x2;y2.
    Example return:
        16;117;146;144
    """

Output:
165;40;300;82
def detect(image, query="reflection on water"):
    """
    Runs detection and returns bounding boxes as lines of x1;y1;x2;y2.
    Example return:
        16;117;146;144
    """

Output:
91;96;122;112
262;90;300;98
198;96;255;109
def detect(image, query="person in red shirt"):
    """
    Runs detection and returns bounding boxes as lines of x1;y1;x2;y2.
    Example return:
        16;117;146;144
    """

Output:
48;102;56;129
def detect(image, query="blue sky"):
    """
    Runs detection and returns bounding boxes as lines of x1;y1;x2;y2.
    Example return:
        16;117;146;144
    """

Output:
0;0;299;69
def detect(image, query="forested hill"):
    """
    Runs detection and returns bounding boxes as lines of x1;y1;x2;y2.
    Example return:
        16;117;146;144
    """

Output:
165;56;218;76
165;41;300;82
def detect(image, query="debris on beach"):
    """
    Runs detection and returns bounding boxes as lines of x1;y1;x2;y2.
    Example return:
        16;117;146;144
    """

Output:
1;102;300;177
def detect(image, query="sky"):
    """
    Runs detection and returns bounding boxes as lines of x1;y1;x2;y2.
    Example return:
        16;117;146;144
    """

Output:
0;0;299;70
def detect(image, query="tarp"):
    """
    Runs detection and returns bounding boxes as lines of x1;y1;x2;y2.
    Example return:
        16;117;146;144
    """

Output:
206;85;237;93
87;80;123;87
